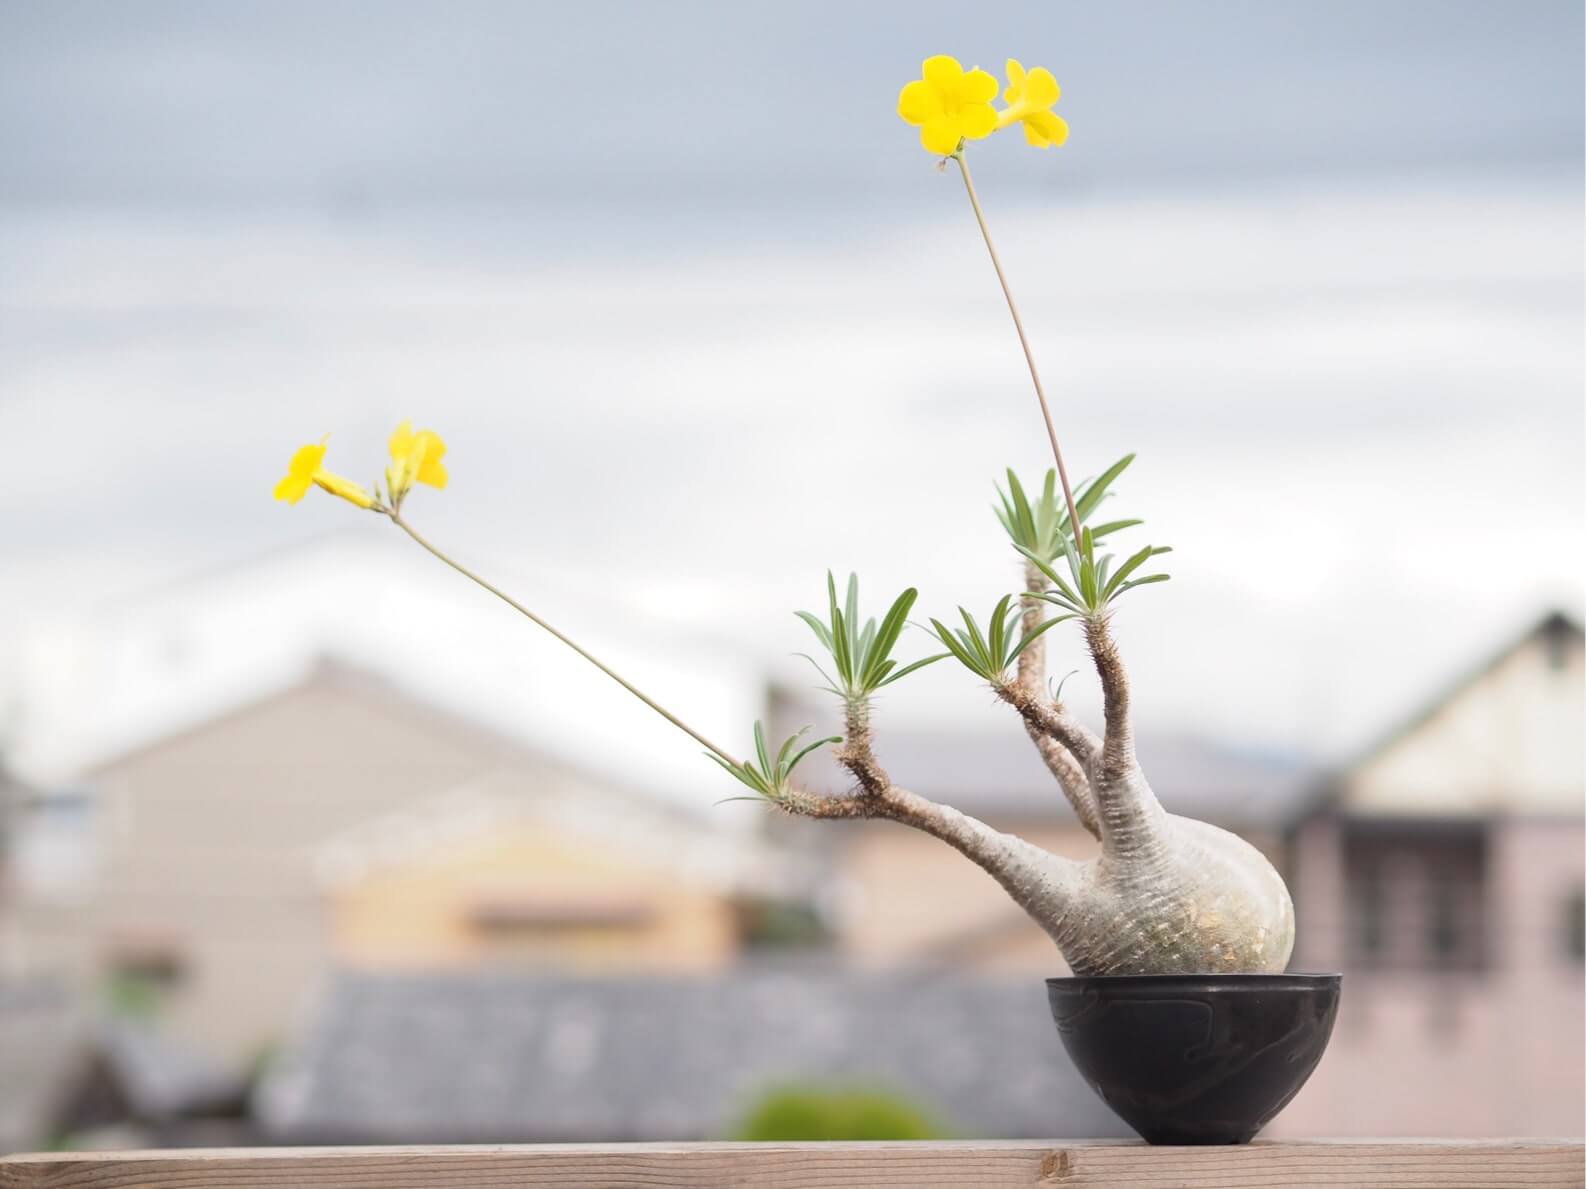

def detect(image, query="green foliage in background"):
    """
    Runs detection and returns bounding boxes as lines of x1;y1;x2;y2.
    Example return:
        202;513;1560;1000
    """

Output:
730;1084;946;1141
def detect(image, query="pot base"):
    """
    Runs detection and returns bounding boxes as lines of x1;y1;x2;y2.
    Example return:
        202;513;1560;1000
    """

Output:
1046;972;1341;1145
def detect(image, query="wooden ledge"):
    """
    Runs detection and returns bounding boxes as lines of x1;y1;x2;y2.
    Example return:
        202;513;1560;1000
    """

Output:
1;1139;1581;1188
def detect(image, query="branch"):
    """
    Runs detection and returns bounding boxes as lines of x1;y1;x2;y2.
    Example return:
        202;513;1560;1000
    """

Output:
1000;561;1102;837
779;694;1080;923
1084;615;1136;781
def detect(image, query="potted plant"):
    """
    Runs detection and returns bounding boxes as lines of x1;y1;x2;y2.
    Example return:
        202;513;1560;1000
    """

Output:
272;53;1339;1144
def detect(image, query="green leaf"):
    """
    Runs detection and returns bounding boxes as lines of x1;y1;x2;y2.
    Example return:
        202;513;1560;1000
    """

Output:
1007;613;1071;663
864;588;917;687
930;618;981;673
988;594;1013;664
786;733;842;776
1088;518;1143;541
1104;544;1166;599
706;752;768;795
844;574;861;654
1117;573;1171;593
1074;454;1135;524
753;720;772;778
794;610;834;652
957;607;994;672
878;652;950;686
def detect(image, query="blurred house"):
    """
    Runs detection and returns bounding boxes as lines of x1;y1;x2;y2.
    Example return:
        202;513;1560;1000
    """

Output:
254;968;1129;1142
769;685;1312;973
1279;611;1584;1138
315;766;800;973
0;542;800;1081
2;659;802;1074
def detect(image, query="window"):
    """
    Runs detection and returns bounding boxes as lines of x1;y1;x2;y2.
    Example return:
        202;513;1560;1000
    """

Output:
1343;822;1488;972
1541;615;1575;673
1564;886;1585;964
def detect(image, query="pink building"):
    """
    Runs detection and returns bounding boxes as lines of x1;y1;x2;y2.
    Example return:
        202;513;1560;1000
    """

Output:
1280;612;1584;1137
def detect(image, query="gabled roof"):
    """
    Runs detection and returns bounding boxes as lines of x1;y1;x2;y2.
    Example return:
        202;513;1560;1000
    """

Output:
3;537;766;819
1336;609;1582;780
254;967;1128;1142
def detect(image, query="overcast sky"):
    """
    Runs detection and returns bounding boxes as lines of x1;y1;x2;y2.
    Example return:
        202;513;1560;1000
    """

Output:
1;0;1581;775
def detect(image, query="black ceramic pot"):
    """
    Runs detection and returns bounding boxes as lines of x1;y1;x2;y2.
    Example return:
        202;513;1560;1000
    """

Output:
1046;972;1341;1145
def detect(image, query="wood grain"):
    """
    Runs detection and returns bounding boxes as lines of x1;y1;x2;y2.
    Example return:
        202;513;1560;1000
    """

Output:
1;1139;1580;1189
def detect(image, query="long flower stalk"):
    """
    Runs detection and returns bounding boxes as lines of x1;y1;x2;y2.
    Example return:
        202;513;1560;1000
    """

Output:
390;512;740;768
953;151;1083;542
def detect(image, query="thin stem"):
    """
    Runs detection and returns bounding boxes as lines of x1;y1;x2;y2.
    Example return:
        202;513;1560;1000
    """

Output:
389;512;740;767
953;151;1083;543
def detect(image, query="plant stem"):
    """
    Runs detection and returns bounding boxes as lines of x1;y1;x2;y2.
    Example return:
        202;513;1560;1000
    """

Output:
388;512;740;767
954;151;1084;544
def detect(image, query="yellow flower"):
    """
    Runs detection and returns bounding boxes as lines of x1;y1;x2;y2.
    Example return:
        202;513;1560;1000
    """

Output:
897;55;999;155
998;59;1069;148
386;420;448;504
272;438;376;509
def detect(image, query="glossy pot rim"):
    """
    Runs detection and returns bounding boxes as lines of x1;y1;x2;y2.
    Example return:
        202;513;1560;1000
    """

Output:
1046;972;1341;990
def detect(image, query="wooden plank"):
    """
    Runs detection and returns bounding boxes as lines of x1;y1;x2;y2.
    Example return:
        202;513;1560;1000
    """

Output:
0;1139;1580;1189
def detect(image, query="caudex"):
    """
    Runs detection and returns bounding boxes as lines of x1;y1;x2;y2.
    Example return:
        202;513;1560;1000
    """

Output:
273;54;1295;976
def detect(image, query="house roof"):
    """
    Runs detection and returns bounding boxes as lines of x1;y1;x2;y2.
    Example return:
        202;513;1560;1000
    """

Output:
1333;609;1583;782
1;536;767;820
254;968;1128;1142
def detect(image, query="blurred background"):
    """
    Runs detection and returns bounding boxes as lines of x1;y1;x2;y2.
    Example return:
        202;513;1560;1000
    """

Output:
0;0;1581;1150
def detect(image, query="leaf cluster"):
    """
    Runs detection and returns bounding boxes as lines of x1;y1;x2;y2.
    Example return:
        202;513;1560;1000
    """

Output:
995;455;1142;563
928;595;1066;683
796;573;946;701
708;722;840;803
1020;530;1172;620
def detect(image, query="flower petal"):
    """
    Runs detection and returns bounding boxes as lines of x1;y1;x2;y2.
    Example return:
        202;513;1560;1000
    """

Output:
1024;111;1070;148
389;419;416;464
273;471;313;504
289;442;327;478
274;442;327;502
920;118;961;155
958;67;999;105
1023;66;1060;109
956;102;998;141
414;430;448;488
417;458;449;490
897;79;942;125
922;55;963;90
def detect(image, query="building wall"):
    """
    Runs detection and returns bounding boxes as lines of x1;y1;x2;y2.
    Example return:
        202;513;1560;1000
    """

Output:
327;819;741;973
4;668;749;1068
1279;815;1584;1137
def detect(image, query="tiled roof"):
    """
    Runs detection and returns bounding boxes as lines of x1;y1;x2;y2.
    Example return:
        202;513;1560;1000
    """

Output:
256;967;1129;1142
